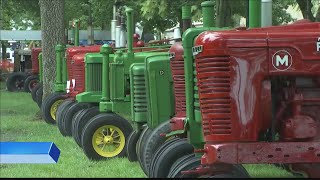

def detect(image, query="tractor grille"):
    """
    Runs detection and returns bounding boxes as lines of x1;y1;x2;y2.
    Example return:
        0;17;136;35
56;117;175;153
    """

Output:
73;63;85;92
87;63;102;92
196;57;232;136
133;74;147;113
170;58;186;115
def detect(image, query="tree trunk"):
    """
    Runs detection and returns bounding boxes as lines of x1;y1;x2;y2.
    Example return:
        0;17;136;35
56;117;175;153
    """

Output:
39;0;65;99
216;0;232;27
296;0;316;22
316;5;320;22
87;0;94;45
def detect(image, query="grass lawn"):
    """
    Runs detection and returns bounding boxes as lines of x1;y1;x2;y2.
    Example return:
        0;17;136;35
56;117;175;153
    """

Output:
0;82;299;178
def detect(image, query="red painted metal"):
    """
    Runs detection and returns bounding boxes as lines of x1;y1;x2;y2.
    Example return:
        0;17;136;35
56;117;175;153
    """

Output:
68;53;86;98
66;45;101;81
65;46;101;97
0;59;14;81
169;42;187;131
31;48;42;74
193;21;320;177
200;142;320;164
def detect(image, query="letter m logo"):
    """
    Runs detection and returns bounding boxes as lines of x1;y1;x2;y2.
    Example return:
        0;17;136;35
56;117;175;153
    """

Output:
272;50;292;71
275;55;288;67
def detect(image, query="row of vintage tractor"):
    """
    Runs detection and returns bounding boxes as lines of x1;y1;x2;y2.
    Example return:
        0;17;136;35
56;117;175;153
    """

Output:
9;0;320;178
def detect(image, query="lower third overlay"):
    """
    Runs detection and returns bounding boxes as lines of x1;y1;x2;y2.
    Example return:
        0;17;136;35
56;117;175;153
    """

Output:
0;142;60;164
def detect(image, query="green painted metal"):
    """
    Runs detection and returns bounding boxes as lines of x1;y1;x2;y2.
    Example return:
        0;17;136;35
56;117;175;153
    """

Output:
249;0;261;28
100;45;113;102
76;92;102;103
74;19;80;46
145;53;174;129
182;5;192;20
38;53;43;82
201;1;215;28
130;63;147;125
62;54;67;84
54;44;66;92
126;8;134;55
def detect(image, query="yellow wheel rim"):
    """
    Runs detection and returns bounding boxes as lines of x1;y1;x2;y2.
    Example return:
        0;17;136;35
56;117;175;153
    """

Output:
92;125;125;158
50;99;64;121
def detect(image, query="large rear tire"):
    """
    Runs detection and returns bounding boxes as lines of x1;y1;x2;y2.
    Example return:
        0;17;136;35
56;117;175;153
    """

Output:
41;92;67;124
6;72;27;92
81;113;133;160
23;74;39;92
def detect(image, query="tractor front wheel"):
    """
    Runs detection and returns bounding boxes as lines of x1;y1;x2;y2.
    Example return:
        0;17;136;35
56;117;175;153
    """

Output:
31;83;42;102
72;106;100;147
81;113;133;160
167;154;200;178
148;138;194;178
41;92;67;124
126;130;141;162
57;99;75;136
141;121;172;176
61;102;92;136
23;75;39;92
6;72;27;92
35;84;43;108
136;126;152;173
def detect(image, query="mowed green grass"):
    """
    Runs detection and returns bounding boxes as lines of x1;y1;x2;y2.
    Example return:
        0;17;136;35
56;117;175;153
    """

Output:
0;82;299;178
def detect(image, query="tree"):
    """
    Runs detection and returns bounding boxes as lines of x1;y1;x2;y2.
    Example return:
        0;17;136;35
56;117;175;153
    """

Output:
215;0;232;27
296;0;320;22
39;0;65;98
1;0;41;30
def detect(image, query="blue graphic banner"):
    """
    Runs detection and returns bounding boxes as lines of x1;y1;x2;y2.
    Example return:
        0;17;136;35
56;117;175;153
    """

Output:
0;142;60;164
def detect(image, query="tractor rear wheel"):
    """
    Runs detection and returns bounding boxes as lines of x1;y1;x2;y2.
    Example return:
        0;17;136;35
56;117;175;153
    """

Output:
23;75;39;92
6;72;27;92
126;130;141;162
61;102;92;136
57;99;75;136
148;138;194;178
41;92;67;124
72;106;100;147
81;113;133;160
31;83;42;102
141;121;172;176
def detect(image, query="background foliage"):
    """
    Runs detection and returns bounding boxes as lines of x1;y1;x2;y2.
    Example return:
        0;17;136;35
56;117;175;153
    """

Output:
1;0;319;32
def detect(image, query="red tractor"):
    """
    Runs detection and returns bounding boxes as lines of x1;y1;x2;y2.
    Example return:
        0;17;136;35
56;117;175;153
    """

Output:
41;45;102;124
24;48;42;93
149;20;320;178
193;21;320;178
0;59;14;81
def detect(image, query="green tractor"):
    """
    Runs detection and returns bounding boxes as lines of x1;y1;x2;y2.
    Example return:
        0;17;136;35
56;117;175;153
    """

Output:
124;6;195;176
62;8;171;161
40;20;103;124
